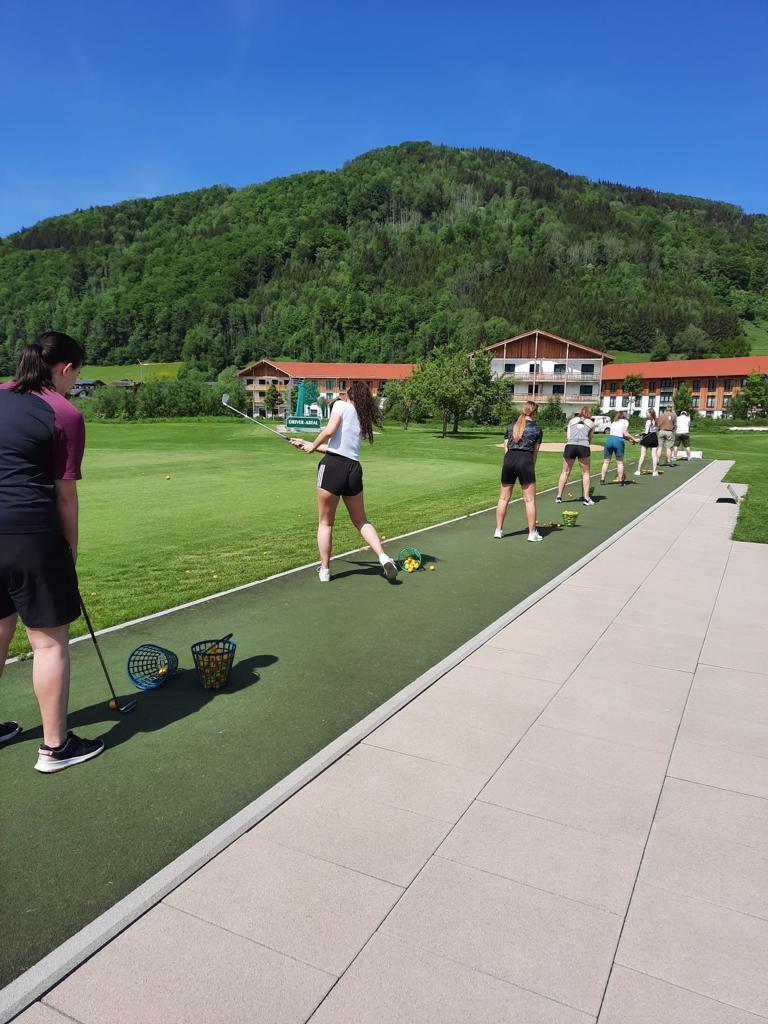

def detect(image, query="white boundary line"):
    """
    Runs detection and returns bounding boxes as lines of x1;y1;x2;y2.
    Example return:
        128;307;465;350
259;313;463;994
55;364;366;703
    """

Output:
0;461;718;1023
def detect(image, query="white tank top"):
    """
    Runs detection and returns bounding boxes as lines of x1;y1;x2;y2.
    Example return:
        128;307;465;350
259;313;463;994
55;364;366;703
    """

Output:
609;419;628;437
327;400;362;461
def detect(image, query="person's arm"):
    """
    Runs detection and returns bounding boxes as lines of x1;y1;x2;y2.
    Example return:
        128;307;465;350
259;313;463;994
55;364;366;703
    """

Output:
55;479;79;563
292;412;341;454
532;441;541;465
623;425;639;444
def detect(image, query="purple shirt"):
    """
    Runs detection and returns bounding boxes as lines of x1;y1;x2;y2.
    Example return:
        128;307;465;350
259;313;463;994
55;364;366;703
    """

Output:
0;383;85;533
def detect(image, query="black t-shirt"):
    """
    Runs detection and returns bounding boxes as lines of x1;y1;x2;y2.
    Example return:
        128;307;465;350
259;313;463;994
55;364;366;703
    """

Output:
0;385;85;533
505;420;543;453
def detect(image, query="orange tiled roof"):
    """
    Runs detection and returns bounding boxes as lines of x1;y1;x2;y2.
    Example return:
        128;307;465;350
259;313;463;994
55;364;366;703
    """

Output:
238;359;415;379
602;356;768;381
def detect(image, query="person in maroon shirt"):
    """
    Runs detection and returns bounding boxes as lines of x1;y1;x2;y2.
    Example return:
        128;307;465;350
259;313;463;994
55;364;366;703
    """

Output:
0;332;104;772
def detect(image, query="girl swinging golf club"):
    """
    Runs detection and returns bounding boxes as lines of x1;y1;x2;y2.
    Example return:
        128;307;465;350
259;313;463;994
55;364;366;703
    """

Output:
0;333;105;772
290;382;398;583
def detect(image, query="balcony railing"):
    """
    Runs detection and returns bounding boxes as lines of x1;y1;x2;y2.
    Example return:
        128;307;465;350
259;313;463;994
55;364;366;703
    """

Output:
508;371;602;383
515;393;597;404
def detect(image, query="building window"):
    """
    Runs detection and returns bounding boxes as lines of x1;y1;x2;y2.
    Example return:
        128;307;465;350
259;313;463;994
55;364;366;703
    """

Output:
552;384;565;395
326;379;333;389
609;382;617;393
661;391;673;405
581;363;595;374
527;384;540;395
258;378;266;385
647;396;656;409
553;363;566;374
339;380;346;389
692;395;700;408
692;379;701;390
609;396;616;408
579;385;593;396
648;381;657;393
504;362;516;373
742;378;748;387
723;395;731;408
724;378;733;391
708;378;717;391
246;378;254;386
661;378;673;388
706;395;716;408
529;363;537;373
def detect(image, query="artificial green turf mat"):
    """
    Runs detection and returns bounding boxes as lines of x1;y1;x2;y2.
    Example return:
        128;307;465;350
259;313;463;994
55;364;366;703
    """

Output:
0;460;706;988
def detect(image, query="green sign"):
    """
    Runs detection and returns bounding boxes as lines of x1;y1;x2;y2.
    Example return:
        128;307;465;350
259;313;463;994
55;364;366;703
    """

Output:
286;416;321;430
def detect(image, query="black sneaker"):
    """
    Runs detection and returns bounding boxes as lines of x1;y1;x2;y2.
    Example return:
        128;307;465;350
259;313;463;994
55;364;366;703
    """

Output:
555;496;563;504
35;732;105;774
1;721;22;745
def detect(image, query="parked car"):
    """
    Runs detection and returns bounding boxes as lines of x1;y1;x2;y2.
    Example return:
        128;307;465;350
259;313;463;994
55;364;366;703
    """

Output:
592;414;612;433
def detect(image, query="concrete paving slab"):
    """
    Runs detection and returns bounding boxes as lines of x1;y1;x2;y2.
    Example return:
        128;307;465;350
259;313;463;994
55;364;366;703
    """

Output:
12;1006;72;1024
254;774;451;886
437;800;641;915
560;659;692;716
465;644;582;684
638;823;768;920
599;965;766;1024
164;835;401;976
404;670;545;737
382;856;621;1017
538;694;680;754
590;627;704;673
700;630;768;675
479;759;658;846
616;882;768;1017
655;778;768;852
509;725;669;795
668;740;768;800
364;704;517;774
437;662;560;706
678;709;768;760
687;665;768;722
321;740;487;823
308;932;593;1024
45;904;335;1024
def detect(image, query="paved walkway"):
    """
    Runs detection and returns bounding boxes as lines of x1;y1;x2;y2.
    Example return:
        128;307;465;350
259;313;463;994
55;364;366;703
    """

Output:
16;461;768;1024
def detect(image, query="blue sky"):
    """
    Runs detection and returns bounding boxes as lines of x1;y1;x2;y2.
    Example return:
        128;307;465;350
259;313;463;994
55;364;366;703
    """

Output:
1;0;766;236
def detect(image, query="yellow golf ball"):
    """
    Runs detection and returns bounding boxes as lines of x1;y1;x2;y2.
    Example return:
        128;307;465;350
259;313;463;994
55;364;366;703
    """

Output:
165;475;171;480
428;564;436;571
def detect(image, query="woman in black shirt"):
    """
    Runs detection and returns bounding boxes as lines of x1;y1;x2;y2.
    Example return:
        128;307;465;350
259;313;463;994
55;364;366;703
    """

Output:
495;402;543;542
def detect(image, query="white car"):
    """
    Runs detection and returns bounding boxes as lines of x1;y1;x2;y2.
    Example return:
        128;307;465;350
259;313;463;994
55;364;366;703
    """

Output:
592;415;612;434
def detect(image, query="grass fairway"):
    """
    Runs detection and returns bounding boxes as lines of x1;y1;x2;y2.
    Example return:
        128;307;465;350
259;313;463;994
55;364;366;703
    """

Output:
1;457;707;989
1;362;181;384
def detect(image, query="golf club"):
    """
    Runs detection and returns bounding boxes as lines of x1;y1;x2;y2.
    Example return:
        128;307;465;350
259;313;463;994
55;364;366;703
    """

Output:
221;393;292;440
78;595;137;714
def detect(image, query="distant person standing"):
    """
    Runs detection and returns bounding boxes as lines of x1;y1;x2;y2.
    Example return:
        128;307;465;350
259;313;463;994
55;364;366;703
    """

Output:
657;406;677;466
673;410;692;462
600;410;639;486
635;407;660;477
556;407;595;506
495;402;543;542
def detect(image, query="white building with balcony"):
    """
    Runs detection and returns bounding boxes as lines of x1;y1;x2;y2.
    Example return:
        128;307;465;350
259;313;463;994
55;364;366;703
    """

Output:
485;330;612;411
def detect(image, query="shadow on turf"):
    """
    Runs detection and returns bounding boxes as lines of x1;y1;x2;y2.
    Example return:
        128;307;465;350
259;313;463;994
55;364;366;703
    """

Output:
16;653;276;752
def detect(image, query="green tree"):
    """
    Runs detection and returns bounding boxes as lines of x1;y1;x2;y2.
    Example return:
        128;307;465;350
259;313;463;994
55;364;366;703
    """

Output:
622;373;645;414
650;336;671;361
739;372;768;417
538;394;565;428
466;354;510;426
674;325;711;360
673;381;694;413
264;383;280;417
727;392;749;420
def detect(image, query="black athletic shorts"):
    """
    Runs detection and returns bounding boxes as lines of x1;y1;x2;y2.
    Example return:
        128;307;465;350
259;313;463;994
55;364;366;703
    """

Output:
501;450;536;487
317;452;363;497
564;444;591;461
0;532;80;628
641;433;659;449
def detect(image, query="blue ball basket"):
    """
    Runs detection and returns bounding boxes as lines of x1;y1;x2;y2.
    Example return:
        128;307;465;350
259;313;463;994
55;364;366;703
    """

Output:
126;644;179;690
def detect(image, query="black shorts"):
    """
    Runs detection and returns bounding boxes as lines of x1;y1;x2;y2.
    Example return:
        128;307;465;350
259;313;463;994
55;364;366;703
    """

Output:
564;444;591;461
641;434;659;449
0;532;80;628
501;450;536;487
676;434;690;446
317;452;363;497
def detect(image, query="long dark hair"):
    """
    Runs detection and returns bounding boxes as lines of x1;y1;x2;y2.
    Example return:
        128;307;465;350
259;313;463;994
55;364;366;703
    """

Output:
346;380;382;444
13;332;85;394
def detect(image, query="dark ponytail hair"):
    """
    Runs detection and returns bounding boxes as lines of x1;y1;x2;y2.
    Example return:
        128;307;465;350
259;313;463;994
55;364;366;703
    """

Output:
346;380;382;444
12;332;85;394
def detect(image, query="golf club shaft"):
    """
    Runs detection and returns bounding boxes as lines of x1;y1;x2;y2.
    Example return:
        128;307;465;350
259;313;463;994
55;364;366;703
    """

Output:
78;595;119;700
222;400;290;440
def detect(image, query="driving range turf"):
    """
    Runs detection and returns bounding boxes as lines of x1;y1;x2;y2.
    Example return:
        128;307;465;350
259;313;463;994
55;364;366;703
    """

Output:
0;457;706;989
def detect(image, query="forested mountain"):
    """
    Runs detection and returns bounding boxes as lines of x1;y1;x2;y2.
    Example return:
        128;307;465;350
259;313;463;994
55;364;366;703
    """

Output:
1;142;766;375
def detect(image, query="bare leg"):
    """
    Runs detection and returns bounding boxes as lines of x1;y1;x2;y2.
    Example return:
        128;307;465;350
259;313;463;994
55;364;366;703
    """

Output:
26;625;71;748
579;458;591;497
522;482;537;532
496;484;514;531
637;446;646;472
316;489;340;569
600;457;610;483
616;457;625;483
652;446;659;472
0;612;18;676
557;459;573;499
342;491;385;556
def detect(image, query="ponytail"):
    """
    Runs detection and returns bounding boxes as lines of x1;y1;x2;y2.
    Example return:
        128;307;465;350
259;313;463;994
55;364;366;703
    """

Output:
512;401;538;444
346;380;381;444
12;332;85;394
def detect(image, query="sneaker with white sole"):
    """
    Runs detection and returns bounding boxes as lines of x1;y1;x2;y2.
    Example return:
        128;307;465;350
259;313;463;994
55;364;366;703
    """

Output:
527;531;543;542
493;528;504;539
378;553;399;581
35;732;105;774
1;721;22;745
652;471;659;477
634;470;641;476
555;496;563;504
318;566;331;582
582;496;595;506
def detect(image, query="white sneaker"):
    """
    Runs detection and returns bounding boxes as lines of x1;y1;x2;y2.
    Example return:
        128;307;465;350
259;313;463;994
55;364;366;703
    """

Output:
378;553;399;581
582;496;595;506
652;471;659;477
494;528;504;539
318;566;331;582
634;470;641;476
527;531;543;543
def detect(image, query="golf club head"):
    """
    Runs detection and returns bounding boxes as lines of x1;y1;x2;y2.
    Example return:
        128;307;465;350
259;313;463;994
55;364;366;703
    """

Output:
221;393;230;406
120;700;138;714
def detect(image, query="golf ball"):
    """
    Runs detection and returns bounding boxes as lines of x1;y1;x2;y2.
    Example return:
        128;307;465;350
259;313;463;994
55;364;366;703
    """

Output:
428;564;436;571
165;475;171;480
108;698;118;711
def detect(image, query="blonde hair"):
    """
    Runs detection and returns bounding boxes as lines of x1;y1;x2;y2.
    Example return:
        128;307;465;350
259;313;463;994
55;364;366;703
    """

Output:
579;406;592;419
512;401;538;444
